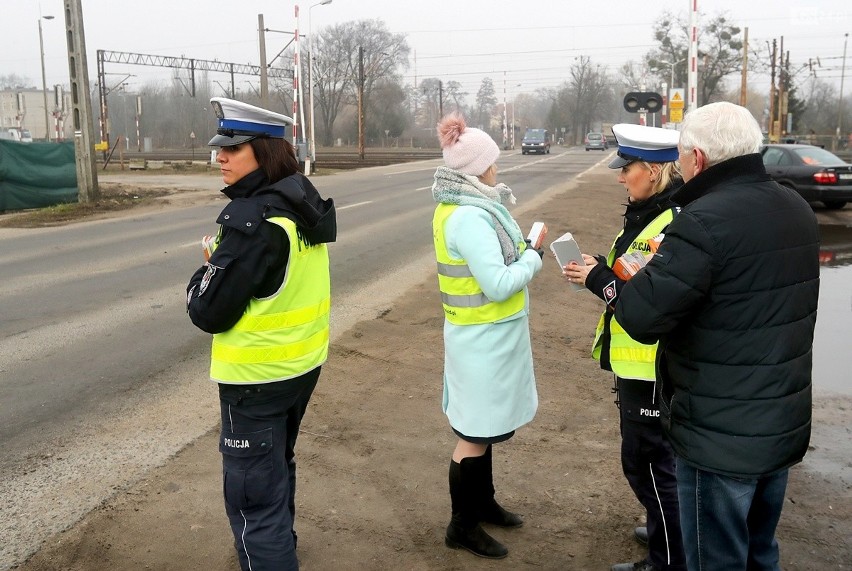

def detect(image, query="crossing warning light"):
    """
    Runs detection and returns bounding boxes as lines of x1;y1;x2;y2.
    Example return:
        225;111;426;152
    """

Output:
623;92;662;114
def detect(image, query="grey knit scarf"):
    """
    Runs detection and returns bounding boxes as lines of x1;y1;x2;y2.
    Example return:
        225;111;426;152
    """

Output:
432;166;523;265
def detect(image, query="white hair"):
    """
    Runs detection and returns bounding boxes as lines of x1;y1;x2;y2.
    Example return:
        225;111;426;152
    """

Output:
679;102;763;167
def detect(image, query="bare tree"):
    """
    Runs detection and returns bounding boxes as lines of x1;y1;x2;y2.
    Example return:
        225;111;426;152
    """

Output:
797;80;852;142
619;61;645;91
312;23;358;146
418;77;443;129
475;77;497;130
443;80;467;115
646;11;744;105
311;19;409;147
0;74;34;90
369;80;408;144
555;57;612;144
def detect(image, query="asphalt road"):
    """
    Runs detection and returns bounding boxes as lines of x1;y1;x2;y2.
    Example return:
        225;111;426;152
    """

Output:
0;145;609;568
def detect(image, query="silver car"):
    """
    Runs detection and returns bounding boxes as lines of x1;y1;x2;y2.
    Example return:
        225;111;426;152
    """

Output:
585;132;608;151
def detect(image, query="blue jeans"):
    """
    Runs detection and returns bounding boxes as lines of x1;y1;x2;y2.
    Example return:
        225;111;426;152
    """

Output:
676;458;788;571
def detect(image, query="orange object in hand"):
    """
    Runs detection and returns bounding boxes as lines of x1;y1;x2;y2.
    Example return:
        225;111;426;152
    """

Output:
647;233;664;253
527;222;548;249
613;252;647;281
201;235;216;261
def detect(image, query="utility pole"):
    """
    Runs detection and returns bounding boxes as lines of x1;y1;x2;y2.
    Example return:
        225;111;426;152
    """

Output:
38;15;55;141
837;33;849;151
64;0;99;202
412;50;418;126
777;37;786;138
358;46;365;160
739;27;749;106
258;14;268;106
768;39;777;142
502;71;507;149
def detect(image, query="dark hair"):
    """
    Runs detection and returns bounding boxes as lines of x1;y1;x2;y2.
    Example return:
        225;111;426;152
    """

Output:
249;137;299;182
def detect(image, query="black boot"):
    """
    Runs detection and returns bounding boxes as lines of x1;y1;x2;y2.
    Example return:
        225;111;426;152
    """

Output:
445;459;509;559
474;446;523;528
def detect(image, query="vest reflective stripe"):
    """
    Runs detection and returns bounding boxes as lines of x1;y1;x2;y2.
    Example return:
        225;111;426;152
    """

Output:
228;297;331;331
592;208;676;381
432;203;525;325
212;327;329;364
436;262;474;278
211;216;330;383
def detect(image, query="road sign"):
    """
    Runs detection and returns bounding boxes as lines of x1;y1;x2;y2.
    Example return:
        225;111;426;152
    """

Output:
670;108;684;123
94;141;108;151
669;89;685;110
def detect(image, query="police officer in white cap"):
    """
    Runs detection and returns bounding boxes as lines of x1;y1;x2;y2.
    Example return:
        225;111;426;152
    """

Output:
186;97;336;570
564;124;686;571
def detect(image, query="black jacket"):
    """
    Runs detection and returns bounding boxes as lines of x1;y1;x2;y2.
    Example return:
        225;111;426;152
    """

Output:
585;183;679;371
186;168;336;334
615;154;820;478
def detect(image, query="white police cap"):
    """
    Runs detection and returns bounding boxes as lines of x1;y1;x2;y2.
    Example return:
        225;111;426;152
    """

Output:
608;123;680;169
208;97;294;147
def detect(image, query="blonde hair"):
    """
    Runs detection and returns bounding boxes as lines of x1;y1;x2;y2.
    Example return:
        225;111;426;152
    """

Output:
639;160;682;194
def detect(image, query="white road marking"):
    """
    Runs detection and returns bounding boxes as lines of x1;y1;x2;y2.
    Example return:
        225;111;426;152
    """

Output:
338;201;373;211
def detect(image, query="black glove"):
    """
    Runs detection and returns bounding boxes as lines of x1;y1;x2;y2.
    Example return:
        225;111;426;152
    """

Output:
524;239;545;259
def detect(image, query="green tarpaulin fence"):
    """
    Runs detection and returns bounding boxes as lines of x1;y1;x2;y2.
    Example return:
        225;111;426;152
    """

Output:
0;139;77;211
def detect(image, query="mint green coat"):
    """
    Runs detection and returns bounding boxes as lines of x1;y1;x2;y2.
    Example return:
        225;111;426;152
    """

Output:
437;205;542;438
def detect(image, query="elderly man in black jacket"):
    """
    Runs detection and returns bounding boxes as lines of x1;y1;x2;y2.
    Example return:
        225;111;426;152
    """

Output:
614;102;820;571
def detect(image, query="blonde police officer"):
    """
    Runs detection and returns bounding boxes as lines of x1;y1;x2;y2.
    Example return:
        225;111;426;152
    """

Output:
186;98;336;571
564;124;686;571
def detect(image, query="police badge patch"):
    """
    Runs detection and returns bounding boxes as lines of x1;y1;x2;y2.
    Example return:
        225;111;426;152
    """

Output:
199;263;217;296
603;280;617;305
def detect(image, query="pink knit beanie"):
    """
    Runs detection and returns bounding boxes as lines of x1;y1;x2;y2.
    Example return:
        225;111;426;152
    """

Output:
437;112;500;176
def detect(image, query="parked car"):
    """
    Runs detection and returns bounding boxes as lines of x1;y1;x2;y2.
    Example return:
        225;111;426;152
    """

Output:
585;132;608;151
760;143;852;209
522;129;551;155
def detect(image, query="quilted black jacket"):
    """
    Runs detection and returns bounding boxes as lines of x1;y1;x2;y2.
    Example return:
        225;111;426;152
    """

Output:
615;153;820;478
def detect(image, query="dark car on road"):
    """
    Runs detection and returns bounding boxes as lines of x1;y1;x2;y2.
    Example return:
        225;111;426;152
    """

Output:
522;129;551;155
585;132;608;151
760;144;852;209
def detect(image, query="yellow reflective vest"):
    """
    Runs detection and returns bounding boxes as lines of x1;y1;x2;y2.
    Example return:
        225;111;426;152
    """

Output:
592;208;675;381
432;203;525;325
210;216;330;383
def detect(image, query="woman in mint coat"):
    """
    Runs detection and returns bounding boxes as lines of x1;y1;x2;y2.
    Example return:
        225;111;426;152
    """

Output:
431;112;542;560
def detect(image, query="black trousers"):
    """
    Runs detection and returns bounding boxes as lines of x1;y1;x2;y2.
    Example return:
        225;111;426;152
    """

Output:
217;367;320;571
617;376;686;571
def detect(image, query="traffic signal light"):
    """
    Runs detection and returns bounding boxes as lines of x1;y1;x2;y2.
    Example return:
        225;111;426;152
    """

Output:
623;92;662;113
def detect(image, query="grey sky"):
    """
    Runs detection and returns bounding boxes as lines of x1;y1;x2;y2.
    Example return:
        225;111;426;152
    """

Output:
3;0;850;100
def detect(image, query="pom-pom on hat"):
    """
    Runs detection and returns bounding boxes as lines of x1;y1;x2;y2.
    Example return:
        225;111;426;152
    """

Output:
437;112;500;176
608;123;680;169
208;97;294;147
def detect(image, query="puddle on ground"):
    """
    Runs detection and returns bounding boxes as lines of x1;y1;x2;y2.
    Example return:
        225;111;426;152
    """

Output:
814;224;852;395
803;224;852;487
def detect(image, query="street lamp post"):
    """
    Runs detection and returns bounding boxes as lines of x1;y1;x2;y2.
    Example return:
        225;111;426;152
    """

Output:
510;83;521;149
659;58;686;91
308;0;332;170
38;14;55;141
836;33;848;151
659;58;686;126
